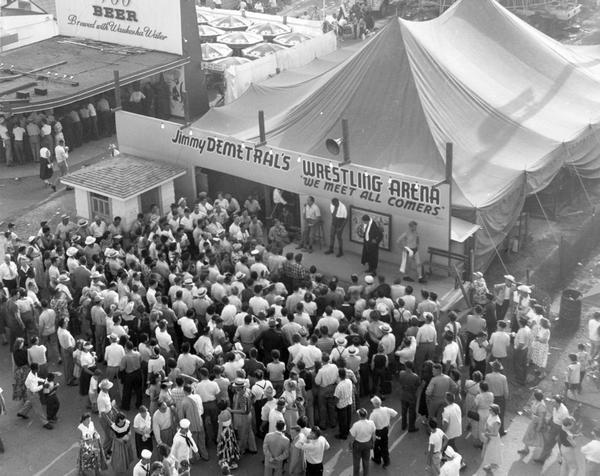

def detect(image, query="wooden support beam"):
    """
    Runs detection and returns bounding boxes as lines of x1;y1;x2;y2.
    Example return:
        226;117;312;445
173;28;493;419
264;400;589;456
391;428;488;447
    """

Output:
0;81;38;97
0;60;68;82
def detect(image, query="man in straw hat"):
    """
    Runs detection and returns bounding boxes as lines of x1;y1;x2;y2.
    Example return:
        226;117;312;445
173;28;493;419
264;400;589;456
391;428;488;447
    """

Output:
97;378;115;454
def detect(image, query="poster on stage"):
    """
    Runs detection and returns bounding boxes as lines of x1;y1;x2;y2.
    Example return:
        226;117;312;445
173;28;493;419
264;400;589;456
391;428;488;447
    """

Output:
349;206;392;251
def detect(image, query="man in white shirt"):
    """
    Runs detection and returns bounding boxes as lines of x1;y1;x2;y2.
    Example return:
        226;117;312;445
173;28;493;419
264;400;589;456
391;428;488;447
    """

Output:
581;427;600;471
315;355;339;430
299;196;321;253
349;408;376;476
104;333;125;398
295;426;330;474
178;313;199;344
513;317;531;385
324;198;347;257
0;255;17;289
57;317;76;385
589;311;600;359
489;320;510;366
427;419;446;475
442;332;459;370
268;399;286;433
18;363;52;428
441;393;462;451
369;396;398;468
334;369;354;439
440;446;463;476
54;138;69;181
415;313;437;372
170;419;198;470
193;368;219;443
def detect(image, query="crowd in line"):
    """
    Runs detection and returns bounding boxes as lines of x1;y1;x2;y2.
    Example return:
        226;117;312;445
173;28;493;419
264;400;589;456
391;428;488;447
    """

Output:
1;189;600;475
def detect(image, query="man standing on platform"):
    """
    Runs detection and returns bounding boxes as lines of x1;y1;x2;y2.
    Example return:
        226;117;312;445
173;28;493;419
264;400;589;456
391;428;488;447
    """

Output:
360;215;383;275
325;198;347;257
298;196;321;253
397;221;425;283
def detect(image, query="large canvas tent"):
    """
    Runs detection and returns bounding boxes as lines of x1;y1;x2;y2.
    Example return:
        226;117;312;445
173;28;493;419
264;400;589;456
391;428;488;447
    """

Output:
191;0;600;269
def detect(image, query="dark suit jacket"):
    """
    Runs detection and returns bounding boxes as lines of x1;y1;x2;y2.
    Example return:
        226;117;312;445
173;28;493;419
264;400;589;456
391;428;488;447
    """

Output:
398;370;420;403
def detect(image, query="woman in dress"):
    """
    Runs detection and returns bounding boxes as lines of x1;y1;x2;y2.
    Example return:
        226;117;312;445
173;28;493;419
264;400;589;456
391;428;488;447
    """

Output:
110;412;135;475
518;389;547;456
281;379;299;431
79;342;97;396
463;371;482;434
39;147;53;188
474;381;494;449
482;404;503;474
12;338;28;405
231;377;257;454
147;372;163;416
217;400;240;469
530;318;551;378
152;400;177;449
77;412;107;476
133;405;153;458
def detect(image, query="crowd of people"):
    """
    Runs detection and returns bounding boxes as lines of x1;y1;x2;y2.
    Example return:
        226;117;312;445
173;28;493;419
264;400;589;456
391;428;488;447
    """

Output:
1;188;600;475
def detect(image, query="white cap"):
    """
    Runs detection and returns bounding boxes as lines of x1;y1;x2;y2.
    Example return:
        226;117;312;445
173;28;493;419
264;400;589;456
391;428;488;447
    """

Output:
179;418;190;429
141;449;152;459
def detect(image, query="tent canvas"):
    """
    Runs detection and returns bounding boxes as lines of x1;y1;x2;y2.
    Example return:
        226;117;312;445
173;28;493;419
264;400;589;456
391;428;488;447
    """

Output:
191;0;600;269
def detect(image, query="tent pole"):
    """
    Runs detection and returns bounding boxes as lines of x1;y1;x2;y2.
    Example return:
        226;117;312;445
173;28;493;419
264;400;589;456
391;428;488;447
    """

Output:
446;143;453;275
258;110;266;146
113;70;122;110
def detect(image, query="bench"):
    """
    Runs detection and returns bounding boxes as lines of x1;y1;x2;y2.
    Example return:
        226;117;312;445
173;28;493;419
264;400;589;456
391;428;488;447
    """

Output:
426;246;468;283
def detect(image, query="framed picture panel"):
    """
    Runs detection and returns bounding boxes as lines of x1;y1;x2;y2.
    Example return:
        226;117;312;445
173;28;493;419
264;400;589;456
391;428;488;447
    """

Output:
349;206;392;251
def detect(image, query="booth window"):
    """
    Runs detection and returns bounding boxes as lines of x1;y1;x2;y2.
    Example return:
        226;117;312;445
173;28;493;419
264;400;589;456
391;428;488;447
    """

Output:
90;192;111;221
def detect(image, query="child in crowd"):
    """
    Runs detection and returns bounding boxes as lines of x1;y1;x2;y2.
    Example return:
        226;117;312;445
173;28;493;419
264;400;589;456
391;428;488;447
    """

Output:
577;343;591;394
88;369;102;413
565;353;581;399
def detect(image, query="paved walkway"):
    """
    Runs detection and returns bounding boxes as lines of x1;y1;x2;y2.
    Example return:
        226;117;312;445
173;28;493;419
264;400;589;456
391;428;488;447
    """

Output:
0;136;115;180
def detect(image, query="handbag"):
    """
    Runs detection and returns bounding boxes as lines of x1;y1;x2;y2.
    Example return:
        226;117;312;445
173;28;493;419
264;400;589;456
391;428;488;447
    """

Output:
467;410;480;421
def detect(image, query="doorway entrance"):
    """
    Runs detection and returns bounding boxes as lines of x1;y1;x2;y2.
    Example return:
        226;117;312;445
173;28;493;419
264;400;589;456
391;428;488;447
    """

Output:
140;186;161;215
194;167;301;229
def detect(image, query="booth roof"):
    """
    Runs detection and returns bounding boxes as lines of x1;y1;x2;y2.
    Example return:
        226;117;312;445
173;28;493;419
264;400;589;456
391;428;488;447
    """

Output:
61;154;187;201
0;35;189;114
191;0;600;268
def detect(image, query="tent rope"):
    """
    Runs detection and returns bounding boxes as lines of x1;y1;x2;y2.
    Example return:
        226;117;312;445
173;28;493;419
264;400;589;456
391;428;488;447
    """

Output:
563;141;594;211
479;218;510;275
534;192;560;244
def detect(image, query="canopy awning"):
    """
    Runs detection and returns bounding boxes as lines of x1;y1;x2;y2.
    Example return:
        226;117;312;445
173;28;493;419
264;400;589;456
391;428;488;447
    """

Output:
0;36;190;114
451;217;480;243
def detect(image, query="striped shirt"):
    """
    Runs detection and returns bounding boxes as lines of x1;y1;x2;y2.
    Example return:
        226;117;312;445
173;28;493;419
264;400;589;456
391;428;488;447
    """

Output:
334;378;353;408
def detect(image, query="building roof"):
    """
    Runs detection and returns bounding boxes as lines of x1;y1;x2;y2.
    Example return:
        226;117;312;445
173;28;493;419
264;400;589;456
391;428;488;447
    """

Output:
61;154;187;201
0;35;189;114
